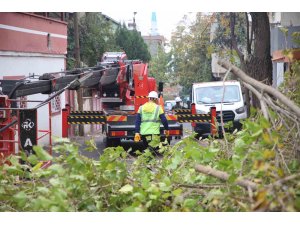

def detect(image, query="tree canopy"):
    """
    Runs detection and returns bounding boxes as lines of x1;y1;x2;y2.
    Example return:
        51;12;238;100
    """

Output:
149;46;172;83
170;13;212;95
67;13;151;69
212;12;272;107
115;25;151;62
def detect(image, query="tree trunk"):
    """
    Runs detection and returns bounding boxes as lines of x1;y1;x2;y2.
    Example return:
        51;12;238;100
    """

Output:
245;13;272;107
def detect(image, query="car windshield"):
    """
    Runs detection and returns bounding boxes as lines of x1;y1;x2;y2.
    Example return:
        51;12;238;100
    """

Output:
195;85;241;104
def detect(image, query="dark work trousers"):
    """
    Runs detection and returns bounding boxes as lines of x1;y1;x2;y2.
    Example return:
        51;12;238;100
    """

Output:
141;134;168;152
141;135;155;150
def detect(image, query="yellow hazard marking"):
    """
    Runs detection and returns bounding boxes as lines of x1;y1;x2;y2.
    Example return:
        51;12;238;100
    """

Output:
69;115;105;119
174;109;191;112
177;114;210;118
71;111;103;114
68;122;106;124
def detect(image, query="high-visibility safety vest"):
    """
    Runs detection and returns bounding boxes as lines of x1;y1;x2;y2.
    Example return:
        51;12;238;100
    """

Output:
139;102;162;135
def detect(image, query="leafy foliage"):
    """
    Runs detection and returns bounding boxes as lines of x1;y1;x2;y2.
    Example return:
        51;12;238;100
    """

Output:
67;13;118;68
149;46;172;83
115;25;151;62
67;13;151;69
170;13;212;95
79;13;118;66
1;113;299;212
280;31;300;107
212;13;247;56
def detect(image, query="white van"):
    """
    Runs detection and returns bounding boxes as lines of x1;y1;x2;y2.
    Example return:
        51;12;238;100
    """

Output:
191;80;247;136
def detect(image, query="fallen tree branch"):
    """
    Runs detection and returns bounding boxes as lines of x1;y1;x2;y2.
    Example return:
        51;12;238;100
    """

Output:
195;164;258;191
218;60;300;118
265;95;298;122
220;67;232;151
268;173;300;188
243;82;269;120
194;164;300;193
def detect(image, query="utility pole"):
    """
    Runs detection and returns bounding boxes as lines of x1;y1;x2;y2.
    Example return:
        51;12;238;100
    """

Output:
74;12;84;136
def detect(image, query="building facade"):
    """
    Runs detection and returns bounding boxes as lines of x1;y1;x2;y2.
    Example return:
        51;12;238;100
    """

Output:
269;12;300;87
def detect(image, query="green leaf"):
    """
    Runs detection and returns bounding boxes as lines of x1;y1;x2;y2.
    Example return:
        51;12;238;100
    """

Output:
8;155;21;166
13;191;27;207
133;192;146;202
33;146;52;161
149;194;158;200
84;138;97;152
69;174;85;181
49;178;61;187
295;197;300;211
172;188;182;196
27;155;38;165
190;149;202;162
48;164;65;175
158;182;171;192
251;129;263;138
183;199;197;208
32;162;43;172
119;184;133;193
228;174;238;183
37;187;50;194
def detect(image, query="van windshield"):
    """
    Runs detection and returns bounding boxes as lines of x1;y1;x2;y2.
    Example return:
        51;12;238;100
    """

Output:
195;85;241;104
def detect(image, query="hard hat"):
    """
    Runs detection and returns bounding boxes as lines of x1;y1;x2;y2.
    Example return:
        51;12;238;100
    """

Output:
148;91;158;99
175;97;182;102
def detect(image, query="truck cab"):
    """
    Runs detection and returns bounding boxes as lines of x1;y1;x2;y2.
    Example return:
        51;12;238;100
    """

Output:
192;80;247;136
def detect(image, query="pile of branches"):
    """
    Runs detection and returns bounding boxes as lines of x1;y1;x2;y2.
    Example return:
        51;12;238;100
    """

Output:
218;60;300;163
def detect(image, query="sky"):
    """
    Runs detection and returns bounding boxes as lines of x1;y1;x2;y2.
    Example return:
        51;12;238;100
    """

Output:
4;0;298;43
103;11;196;41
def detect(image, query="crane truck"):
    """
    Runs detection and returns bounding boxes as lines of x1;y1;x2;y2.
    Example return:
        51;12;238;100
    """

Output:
0;52;185;160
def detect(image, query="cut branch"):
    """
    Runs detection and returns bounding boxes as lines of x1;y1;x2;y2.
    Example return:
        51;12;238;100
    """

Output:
218;60;300;118
243;82;269;120
195;164;258;191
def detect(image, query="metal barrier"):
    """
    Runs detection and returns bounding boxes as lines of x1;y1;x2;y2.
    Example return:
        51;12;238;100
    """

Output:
62;106;218;138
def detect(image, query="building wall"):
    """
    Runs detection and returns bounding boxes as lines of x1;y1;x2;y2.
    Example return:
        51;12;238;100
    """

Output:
270;26;300;53
0;12;68;145
281;12;300;27
270;12;300;87
0;13;67;55
143;35;165;57
269;12;300;26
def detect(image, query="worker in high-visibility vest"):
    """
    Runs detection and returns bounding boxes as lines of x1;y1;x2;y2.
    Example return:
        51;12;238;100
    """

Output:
134;91;169;149
172;96;186;110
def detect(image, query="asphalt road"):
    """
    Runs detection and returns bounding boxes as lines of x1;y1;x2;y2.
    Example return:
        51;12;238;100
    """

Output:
71;123;192;160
